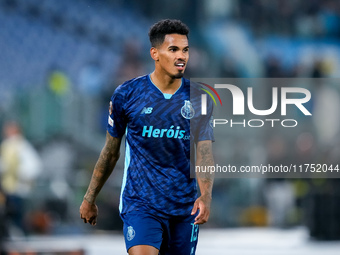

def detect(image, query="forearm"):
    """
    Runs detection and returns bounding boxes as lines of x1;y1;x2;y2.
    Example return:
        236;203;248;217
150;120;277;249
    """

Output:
84;132;121;204
196;140;214;198
84;153;118;204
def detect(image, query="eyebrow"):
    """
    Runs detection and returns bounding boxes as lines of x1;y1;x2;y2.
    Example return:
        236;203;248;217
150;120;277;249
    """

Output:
168;45;190;49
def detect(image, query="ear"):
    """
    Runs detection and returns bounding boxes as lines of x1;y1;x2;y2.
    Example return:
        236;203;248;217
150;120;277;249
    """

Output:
150;47;159;61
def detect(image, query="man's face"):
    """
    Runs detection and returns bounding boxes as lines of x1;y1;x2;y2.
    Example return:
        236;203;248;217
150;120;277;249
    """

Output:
154;34;189;79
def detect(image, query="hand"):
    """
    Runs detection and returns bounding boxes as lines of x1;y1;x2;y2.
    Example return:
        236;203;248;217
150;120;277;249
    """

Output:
80;199;98;226
191;194;211;225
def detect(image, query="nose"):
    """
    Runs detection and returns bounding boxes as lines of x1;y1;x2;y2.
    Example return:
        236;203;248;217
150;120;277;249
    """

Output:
177;51;187;61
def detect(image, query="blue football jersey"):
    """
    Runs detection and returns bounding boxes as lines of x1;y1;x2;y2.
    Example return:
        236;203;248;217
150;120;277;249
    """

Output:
107;74;214;217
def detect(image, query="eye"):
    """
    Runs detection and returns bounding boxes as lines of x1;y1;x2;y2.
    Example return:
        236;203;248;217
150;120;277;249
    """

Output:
170;48;177;52
183;48;189;53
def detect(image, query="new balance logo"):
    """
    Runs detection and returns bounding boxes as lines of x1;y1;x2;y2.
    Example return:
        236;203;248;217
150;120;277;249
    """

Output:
141;107;153;114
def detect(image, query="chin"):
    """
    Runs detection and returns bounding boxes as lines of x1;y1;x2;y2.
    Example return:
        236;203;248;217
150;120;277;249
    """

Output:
172;72;184;79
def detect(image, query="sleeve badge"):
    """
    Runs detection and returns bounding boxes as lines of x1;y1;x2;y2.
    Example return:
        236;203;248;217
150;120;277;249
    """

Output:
109;101;113;115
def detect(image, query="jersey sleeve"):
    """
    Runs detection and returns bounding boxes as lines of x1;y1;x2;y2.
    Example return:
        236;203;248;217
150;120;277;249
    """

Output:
196;96;214;143
107;90;127;138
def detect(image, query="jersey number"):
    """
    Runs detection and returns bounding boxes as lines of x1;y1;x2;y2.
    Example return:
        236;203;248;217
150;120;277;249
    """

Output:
190;223;199;242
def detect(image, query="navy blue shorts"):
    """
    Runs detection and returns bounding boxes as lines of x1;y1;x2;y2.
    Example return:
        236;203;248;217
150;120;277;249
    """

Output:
121;210;199;255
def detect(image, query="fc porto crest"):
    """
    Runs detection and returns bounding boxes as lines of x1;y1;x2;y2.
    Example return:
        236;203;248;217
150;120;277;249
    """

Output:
126;226;135;241
181;100;195;119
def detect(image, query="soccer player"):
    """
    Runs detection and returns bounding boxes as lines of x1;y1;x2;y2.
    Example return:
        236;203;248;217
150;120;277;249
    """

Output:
79;19;214;255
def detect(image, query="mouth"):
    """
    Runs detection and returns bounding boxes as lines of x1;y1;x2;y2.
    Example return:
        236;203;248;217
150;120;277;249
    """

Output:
175;62;185;71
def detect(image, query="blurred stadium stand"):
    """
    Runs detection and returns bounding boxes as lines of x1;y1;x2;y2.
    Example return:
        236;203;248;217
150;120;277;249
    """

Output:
4;228;340;255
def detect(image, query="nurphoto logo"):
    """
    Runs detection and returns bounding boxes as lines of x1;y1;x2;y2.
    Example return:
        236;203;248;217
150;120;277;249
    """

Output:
196;79;312;128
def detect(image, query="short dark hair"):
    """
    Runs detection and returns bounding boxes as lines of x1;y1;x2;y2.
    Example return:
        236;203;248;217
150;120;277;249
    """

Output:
148;19;189;48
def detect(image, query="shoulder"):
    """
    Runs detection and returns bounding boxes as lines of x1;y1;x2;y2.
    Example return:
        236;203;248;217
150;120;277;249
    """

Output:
112;75;148;98
182;78;207;98
184;79;215;111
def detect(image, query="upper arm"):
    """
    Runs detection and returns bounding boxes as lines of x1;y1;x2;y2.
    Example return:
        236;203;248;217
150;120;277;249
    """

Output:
195;91;214;143
107;91;127;138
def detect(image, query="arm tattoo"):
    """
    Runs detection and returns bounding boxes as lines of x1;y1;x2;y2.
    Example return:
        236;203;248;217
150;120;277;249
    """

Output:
84;132;122;204
196;141;214;197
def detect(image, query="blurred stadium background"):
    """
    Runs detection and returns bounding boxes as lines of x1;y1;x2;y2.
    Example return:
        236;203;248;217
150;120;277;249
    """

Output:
1;0;340;254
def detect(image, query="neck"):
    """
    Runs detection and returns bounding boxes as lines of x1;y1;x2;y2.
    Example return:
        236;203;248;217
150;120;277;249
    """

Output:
150;70;182;94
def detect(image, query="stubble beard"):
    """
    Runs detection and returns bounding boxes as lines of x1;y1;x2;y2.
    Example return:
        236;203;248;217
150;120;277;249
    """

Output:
171;72;184;79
